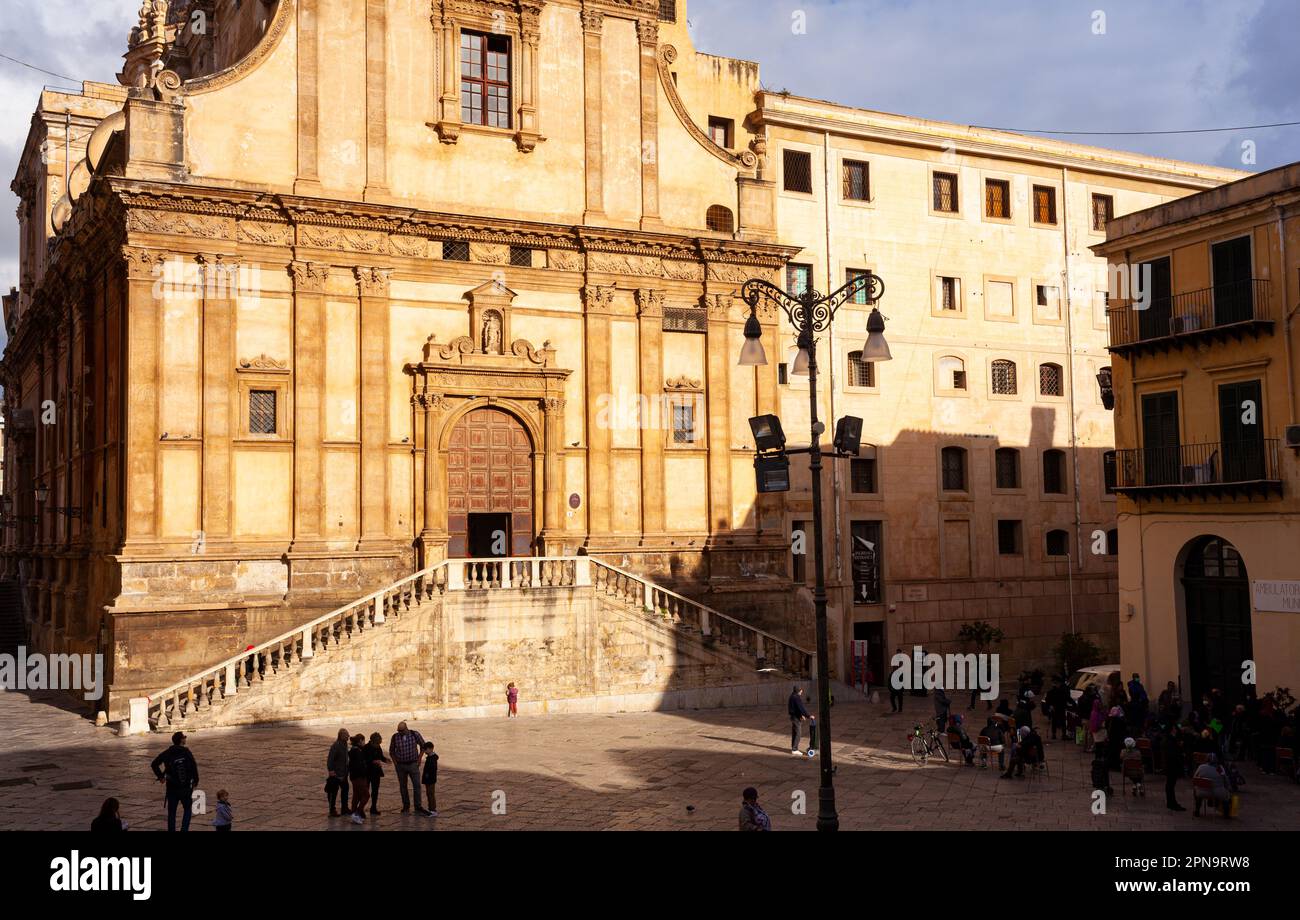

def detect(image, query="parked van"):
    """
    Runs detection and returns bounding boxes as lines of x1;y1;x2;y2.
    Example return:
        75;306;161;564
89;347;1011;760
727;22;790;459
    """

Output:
1068;665;1121;703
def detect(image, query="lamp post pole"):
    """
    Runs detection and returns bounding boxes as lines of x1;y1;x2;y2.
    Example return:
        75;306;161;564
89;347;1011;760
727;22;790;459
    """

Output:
739;272;889;833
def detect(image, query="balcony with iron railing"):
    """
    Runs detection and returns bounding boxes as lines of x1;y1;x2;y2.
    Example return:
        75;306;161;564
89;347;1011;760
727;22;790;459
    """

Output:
1107;279;1273;356
1114;439;1283;499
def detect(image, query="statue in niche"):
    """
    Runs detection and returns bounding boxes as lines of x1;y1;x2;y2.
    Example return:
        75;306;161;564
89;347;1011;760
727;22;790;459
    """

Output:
482;310;503;354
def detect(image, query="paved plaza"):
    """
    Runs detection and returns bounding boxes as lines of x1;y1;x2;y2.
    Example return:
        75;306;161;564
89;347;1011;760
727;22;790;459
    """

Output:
2;689;1297;831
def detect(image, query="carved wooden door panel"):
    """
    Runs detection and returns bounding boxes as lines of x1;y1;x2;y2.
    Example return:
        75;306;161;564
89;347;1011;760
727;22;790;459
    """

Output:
447;407;534;557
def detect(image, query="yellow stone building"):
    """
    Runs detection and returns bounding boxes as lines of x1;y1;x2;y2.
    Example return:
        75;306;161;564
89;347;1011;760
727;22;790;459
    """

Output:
1094;161;1300;705
1;0;1247;720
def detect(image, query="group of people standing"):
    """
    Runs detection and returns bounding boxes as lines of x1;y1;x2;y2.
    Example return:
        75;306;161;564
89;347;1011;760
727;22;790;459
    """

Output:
327;721;440;824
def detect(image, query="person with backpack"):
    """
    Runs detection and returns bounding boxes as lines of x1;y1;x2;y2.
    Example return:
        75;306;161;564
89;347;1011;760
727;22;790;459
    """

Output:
150;731;199;832
738;787;771;831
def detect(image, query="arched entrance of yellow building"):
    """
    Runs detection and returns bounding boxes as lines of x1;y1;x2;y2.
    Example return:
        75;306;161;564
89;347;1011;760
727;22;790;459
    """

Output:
447;406;535;558
1179;536;1253;706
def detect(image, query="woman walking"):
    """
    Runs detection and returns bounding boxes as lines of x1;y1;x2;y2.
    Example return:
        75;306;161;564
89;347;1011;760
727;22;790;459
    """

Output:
348;734;370;825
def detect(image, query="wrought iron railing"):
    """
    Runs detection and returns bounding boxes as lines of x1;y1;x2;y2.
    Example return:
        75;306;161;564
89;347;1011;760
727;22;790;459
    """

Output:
1107;279;1270;349
1114;439;1281;489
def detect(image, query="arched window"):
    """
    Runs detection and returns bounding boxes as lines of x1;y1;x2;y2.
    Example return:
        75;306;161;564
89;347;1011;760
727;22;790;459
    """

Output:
939;356;967;391
1043;449;1067;494
1184;538;1244;580
1045;529;1069;557
706;205;734;233
847;351;875;387
1039;362;1064;397
995;447;1020;489
991;359;1017;395
941;446;967;491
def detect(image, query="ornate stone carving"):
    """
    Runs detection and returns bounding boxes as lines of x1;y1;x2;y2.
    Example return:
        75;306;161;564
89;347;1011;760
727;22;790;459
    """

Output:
582;285;616;314
548;249;584;272
635;289;665;318
290;261;328;294
706;263;754;284
121;246;166;280
354;267;392;298
636;18;659;45
390;235;429;258
413;392;453;412
703;293;733;321
300;225;388;253
580;6;604;33
127;209;234;240
662;259;705;281
469;242;508;264
238;354;289;371
184;0;294;95
665;376;704;391
238;221;294;246
542;397;566;413
481;309;504;354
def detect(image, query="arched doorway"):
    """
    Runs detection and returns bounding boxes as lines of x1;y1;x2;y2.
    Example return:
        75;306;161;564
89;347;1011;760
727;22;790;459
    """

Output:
1181;536;1253;706
446;407;535;558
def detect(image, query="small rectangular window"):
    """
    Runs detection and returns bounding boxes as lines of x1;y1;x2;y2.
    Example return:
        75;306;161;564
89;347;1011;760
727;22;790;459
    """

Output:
658;0;677;22
939;276;960;311
443;240;470;262
671;402;697;444
995;448;1020;489
1091;193;1114;231
662;307;707;333
787;263;812;296
985;179;1010;219
846;268;871;305
1046;530;1069;557
847;352;875;387
784;149;813;194
997;520;1022;556
249;390;277;435
1035;284;1061;320
1032;185;1057;224
850;458;877;494
707;117;733;148
933;171;958;212
509;246;532;268
843;160;870;201
778;363;789;385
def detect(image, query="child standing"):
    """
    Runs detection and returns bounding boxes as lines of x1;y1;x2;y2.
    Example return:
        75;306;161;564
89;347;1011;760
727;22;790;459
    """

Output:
212;790;233;832
421;742;439;817
506;682;519;718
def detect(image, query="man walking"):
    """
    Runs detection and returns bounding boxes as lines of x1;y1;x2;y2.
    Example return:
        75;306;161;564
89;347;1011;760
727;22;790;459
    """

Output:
326;728;351;817
889;647;905;714
788;685;811;756
151;731;199;832
388;721;433;816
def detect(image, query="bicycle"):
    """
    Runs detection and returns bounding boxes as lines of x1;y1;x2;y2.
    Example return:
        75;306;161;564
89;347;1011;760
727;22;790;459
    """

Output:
909;724;950;765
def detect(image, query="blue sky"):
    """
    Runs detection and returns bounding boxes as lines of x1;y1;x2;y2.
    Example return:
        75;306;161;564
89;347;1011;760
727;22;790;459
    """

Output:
0;0;1295;309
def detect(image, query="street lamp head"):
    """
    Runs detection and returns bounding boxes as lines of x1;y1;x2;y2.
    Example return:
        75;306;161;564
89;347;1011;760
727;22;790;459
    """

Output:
790;346;810;376
738;309;768;367
860;307;891;362
34;485;49;503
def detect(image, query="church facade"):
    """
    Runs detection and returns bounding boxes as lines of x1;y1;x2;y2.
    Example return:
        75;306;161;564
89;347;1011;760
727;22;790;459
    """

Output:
3;0;1242;718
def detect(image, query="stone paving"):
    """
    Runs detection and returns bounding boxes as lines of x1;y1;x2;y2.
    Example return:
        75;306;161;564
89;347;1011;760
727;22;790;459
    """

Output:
2;688;1297;831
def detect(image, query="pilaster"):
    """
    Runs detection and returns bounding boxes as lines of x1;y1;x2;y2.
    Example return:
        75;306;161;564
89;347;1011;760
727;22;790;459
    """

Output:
356;266;392;550
290;261;327;552
581;6;605;222
635;288;665;538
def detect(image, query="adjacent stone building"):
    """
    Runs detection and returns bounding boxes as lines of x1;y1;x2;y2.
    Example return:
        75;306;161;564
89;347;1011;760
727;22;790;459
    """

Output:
2;0;1246;719
1094;161;1300;705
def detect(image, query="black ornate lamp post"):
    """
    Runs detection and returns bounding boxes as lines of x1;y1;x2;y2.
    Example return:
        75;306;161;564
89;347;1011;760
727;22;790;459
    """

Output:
738;271;890;832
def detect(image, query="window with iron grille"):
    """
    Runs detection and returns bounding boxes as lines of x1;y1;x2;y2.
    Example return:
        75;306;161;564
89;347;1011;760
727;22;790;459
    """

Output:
991;359;1017;395
1043;449;1066;494
1032;184;1057;224
1039;363;1063;397
938;276;960;311
845;268;874;305
1103;451;1117;495
249;390;277;435
787;263;812;296
662;307;707;333
850;458;877;494
1091;193;1114;231
932;171;958;212
1045;529;1069;557
997;520;1022;556
783;149;813;194
995;448;1020;489
843;160;870;201
509;246;532;268
941;446;967;491
658;0;677;22
707;116;733;148
706;205;734;233
443;240;470;262
460;32;511;129
985;179;1010;218
847;351;875;387
671;401;697;444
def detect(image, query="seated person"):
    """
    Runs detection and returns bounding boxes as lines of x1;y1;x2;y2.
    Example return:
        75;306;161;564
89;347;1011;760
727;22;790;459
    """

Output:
947;714;975;765
1193;754;1232;816
1002;726;1044;778
1120;736;1145;796
980;717;1007;771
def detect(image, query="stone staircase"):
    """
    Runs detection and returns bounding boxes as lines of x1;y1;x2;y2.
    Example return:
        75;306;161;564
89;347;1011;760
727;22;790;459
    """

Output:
126;556;810;734
0;579;28;658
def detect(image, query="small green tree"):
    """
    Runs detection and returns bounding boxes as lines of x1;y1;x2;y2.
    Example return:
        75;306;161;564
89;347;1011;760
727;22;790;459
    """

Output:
957;620;1005;651
1053;632;1103;677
